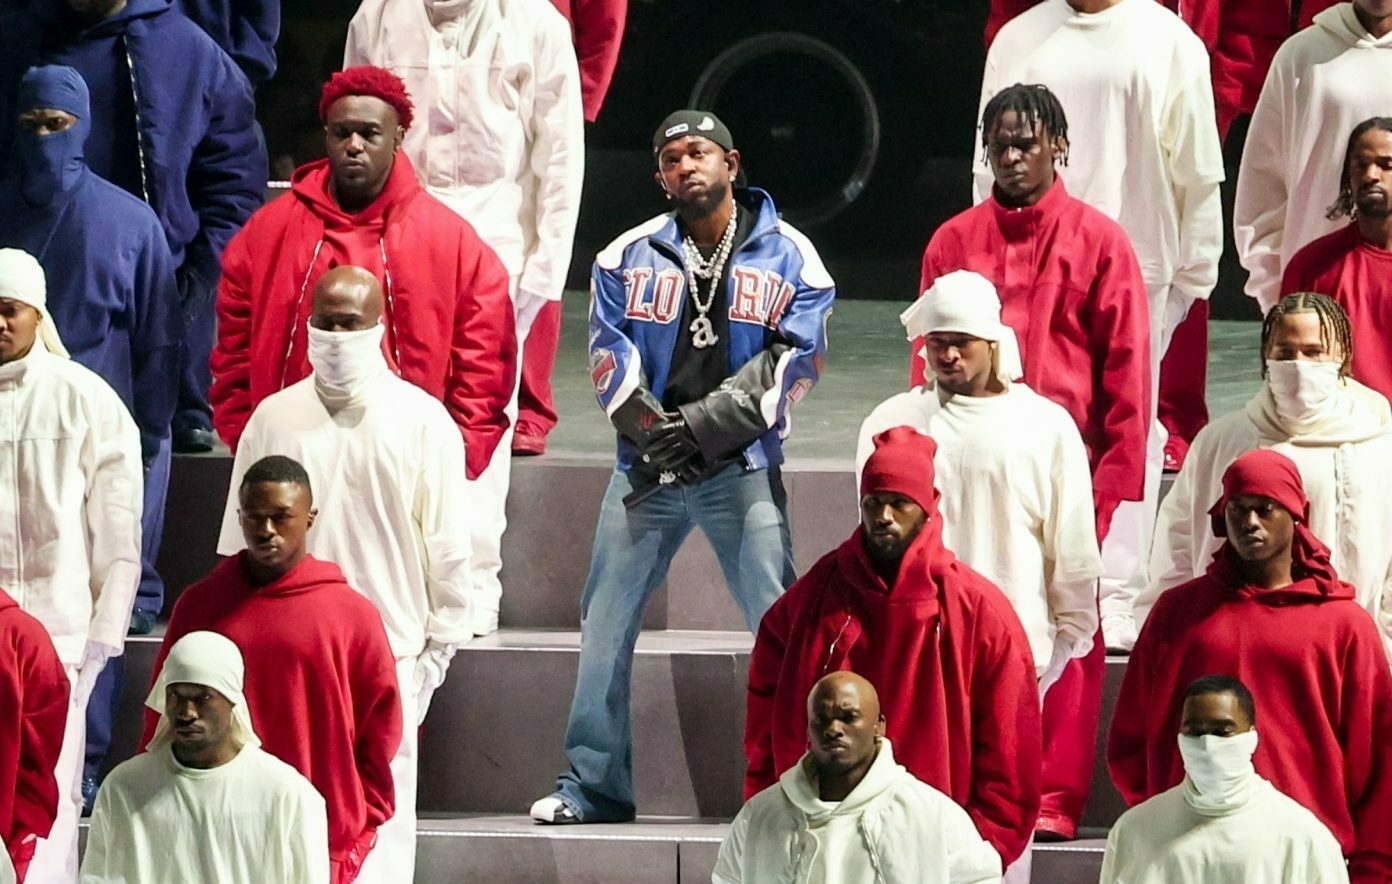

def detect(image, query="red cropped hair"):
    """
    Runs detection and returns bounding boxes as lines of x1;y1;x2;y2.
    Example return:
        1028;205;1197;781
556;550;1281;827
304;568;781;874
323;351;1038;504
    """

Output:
319;66;415;131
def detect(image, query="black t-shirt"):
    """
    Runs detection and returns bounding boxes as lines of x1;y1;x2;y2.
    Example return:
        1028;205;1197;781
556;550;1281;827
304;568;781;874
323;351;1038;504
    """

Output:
663;204;755;409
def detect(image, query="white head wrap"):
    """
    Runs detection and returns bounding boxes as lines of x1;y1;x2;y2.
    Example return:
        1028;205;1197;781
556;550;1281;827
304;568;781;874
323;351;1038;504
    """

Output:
899;269;1023;386
0;248;69;358
145;631;260;751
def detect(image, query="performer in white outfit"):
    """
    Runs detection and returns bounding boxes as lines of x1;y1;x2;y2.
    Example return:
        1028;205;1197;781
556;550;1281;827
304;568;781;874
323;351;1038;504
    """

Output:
1101;674;1349;884
217;266;474;882
0;249;141;883
714;671;1001;884
81;631;330;884
345;0;584;634
976;0;1225;648
1140;292;1392;654
857;271;1101;696
1235;0;1392;312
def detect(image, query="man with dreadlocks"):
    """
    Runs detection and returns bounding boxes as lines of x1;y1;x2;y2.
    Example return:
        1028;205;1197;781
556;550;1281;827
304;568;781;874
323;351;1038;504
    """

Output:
1141;292;1392;658
211;66;516;490
1112;449;1392;882
976;0;1223;485
1280;118;1392;401
1235;0;1392;313
917;82;1150;844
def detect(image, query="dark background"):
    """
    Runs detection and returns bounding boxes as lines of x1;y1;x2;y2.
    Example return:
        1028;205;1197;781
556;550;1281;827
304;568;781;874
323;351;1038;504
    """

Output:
262;0;1258;318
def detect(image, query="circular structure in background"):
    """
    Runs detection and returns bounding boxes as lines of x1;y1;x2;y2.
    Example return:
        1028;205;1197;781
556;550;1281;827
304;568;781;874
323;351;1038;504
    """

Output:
691;32;880;231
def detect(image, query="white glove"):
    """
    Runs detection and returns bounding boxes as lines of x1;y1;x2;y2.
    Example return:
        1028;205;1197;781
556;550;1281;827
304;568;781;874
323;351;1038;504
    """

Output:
1161;289;1196;352
1037;639;1075;701
74;641;121;709
412;640;457;726
1102;613;1139;653
514;289;550;339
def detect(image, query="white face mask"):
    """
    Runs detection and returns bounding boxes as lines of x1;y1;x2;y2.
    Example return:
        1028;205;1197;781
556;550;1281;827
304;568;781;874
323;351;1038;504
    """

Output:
1177;730;1258;810
306;323;386;395
1266;360;1341;428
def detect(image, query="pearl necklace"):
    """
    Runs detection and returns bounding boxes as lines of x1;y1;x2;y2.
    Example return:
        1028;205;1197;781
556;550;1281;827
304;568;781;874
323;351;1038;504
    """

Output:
680;211;738;349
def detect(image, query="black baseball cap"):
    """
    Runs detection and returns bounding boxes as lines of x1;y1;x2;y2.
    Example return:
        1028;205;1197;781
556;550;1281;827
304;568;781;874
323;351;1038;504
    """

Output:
652;110;736;156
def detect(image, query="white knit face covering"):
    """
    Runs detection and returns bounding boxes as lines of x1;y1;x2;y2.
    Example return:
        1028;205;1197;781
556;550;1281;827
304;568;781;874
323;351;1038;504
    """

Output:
1177;730;1259;811
306;323;386;395
1266;360;1341;429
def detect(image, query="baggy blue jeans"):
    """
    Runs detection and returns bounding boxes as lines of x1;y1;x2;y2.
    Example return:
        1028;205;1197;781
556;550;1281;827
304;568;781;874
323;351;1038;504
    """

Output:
553;463;794;820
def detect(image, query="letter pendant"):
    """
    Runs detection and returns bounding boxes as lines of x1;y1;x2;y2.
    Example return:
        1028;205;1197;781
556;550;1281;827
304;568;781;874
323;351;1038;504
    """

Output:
690;314;719;349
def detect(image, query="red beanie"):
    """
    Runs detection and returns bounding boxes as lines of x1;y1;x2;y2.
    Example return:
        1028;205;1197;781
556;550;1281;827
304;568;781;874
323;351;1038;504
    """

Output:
319;66;415;131
860;427;939;511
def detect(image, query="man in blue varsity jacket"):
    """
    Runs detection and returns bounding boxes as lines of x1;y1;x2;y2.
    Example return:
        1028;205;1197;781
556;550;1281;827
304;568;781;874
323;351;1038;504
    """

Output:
531;110;835;825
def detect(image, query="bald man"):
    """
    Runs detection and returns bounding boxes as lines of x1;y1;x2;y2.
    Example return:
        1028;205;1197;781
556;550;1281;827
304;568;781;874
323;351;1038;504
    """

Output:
216;265;474;882
716;671;1001;884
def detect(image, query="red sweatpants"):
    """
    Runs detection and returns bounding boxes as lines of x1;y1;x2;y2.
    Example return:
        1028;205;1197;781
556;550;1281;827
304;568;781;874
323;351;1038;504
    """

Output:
517;299;563;436
1157;300;1210;459
1039;627;1107;834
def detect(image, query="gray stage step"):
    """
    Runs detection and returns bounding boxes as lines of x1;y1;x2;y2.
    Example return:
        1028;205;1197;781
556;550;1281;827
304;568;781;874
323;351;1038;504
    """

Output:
110;631;1132;828
159;454;856;633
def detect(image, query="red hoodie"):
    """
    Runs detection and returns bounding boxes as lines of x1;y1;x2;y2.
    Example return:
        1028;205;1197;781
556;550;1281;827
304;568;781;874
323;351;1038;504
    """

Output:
548;0;626;121
0;588;68;878
917;177;1150;539
744;523;1043;866
210;152;516;478
1108;555;1392;882
142;555;402;869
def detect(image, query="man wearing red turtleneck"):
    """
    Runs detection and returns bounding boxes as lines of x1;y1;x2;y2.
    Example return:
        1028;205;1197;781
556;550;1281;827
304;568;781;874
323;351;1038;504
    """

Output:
745;427;1042;872
915;84;1150;842
1109;449;1392;883
143;455;401;884
210;66;515;480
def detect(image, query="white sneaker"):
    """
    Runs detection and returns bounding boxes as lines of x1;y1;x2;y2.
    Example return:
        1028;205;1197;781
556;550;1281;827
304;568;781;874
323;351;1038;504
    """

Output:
530;795;580;825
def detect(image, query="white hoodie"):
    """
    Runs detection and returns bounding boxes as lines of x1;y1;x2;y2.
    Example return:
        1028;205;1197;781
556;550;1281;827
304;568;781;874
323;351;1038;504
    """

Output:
345;0;584;310
1141;377;1392;656
1101;776;1349;884
975;0;1225;320
713;739;1002;884
1235;3;1392;312
0;340;141;664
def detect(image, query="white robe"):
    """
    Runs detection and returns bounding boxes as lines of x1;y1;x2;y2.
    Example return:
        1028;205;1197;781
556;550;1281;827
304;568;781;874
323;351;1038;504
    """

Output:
1142;379;1392;656
857;385;1101;687
975;0;1225;321
81;745;330;884
713;739;1002;884
217;369;473;884
344;0;584;308
1100;776;1349;884
1235;3;1392;312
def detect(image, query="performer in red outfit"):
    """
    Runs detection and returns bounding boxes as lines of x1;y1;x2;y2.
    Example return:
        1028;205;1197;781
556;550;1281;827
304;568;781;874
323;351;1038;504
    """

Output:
1109;448;1392;883
210;66;516;479
548;0;625;123
143;456;402;884
0;588;68;883
745;427;1042;869
1281;117;1392;402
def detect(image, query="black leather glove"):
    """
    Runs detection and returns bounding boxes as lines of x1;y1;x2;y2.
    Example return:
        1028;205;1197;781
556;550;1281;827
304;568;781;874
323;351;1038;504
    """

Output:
644;416;701;471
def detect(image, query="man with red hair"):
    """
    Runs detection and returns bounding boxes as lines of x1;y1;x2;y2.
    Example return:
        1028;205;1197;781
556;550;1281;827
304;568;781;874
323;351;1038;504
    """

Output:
210;64;515;495
1110;448;1392;882
0;587;68;883
745;426;1042;876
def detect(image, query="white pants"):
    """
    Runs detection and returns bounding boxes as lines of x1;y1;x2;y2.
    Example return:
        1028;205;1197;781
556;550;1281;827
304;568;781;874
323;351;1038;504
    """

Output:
1002;845;1033;884
28;665;85;884
0;834;17;884
1100;283;1188;644
465;280;534;636
354;657;420;884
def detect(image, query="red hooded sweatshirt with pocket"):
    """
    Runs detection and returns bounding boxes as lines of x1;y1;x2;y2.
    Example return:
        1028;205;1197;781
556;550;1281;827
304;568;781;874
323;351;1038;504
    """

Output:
1109;554;1392;883
210;153;516;478
142;554;402;870
0;587;68;877
744;522;1043;867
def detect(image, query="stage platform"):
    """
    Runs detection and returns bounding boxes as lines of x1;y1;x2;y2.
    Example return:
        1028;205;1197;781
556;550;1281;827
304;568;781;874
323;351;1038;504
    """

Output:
119;298;1261;882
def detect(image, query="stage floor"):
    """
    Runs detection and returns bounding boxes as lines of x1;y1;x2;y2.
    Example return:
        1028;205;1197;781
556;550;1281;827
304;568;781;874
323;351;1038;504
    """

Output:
541;297;1263;464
